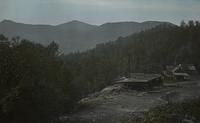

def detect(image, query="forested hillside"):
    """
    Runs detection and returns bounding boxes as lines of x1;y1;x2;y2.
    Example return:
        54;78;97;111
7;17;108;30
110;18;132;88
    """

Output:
0;20;200;123
63;20;200;95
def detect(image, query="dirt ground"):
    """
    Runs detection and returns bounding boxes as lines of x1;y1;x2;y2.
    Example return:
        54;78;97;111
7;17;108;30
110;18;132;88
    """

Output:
61;78;200;123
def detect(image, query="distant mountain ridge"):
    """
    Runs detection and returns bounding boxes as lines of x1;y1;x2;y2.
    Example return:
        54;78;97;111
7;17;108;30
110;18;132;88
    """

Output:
0;20;174;53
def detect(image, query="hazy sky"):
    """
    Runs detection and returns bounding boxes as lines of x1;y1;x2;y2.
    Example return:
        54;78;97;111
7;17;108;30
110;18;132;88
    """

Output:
0;0;200;25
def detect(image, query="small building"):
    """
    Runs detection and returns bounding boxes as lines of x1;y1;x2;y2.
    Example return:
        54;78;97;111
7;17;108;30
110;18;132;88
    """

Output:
182;64;198;75
173;72;190;81
114;73;163;90
164;64;192;81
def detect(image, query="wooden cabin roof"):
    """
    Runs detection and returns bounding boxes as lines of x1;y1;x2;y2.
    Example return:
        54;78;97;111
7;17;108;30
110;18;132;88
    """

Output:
173;72;189;77
115;73;161;84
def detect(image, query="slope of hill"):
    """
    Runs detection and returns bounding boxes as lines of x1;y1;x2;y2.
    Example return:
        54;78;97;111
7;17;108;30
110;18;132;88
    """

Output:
63;21;200;97
88;21;166;43
0;20;170;53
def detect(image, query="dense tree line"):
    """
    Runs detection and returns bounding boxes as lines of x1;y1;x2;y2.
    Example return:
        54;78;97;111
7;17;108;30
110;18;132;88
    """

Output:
0;36;77;123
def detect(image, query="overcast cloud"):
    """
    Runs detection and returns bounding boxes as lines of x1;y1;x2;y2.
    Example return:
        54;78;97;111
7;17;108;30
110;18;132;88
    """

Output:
0;0;200;25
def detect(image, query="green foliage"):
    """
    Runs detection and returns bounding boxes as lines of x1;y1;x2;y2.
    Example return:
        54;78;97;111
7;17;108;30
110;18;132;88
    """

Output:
0;38;74;123
120;98;200;123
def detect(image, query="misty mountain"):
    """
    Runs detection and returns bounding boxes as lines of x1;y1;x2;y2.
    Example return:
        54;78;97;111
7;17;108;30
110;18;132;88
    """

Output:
0;20;172;53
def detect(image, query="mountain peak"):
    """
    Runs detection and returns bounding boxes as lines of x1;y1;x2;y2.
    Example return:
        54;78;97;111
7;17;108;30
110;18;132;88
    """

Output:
69;20;84;24
100;21;140;27
57;20;92;26
55;20;97;30
1;19;16;24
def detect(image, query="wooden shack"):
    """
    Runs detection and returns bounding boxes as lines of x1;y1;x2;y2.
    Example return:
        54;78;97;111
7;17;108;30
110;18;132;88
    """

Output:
164;64;191;81
173;72;190;81
115;73;162;90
